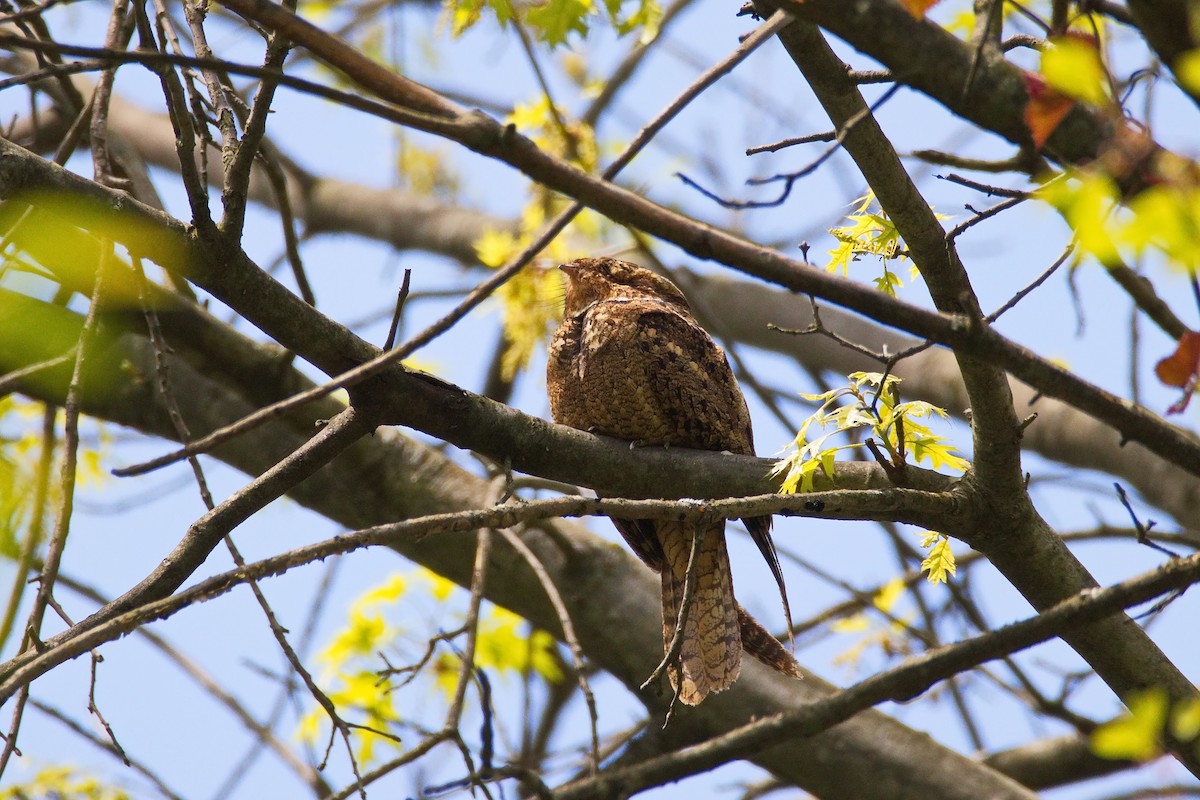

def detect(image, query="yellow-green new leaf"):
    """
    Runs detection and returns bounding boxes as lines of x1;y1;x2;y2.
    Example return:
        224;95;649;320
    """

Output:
1091;687;1169;761
1170;697;1200;742
526;0;593;45
920;534;957;584
909;434;971;473
1041;35;1111;106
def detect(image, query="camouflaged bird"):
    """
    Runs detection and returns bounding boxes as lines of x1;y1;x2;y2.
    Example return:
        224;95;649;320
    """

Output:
547;257;801;705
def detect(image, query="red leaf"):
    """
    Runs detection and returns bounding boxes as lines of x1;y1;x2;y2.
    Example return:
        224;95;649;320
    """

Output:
900;0;941;18
1155;331;1200;414
1155;331;1200;386
1023;72;1074;150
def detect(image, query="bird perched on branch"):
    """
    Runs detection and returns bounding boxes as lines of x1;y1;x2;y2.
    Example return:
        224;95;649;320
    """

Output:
547;256;800;705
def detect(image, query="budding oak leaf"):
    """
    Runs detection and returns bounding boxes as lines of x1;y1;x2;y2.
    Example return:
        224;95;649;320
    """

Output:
1154;330;1200;414
920;535;957;585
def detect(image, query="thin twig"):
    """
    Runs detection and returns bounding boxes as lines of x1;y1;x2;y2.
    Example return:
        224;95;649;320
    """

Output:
220;0;298;241
939;172;1029;198
224;535;368;797
30;699;185;800
947;194;1027;241
493;525;601;773
1;239;112;780
0;351;76;396
640;518;708;708
746;129;835;156
89;0;134;190
87;652;129;765
0;487;963;705
678;84;899;209
110;9;798;478
986;243;1075;322
384;269;412;351
554;552;1200;800
135;255;216;510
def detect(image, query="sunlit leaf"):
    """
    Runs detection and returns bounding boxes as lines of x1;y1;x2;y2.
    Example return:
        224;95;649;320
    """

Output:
1178;48;1200;94
1122;183;1200;272
1170;697;1200;741
873;578;906;613
497;265;564;380
1042;34;1110;106
1091;687;1169;761
909;434;971;473
0;765;131;800
873;268;902;296
526;0;593;46
475;228;520;268
831;614;869;633
825;195;915;293
1036;171;1121;263
776;370;966;499
613;0;661;42
356;574;408;610
920;535;957;584
447;0;486;36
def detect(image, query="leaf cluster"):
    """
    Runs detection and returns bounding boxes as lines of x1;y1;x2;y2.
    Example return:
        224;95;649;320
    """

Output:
772;371;969;495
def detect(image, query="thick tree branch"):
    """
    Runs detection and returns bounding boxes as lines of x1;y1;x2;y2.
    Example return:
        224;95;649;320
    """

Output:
773;0;1119;167
680;270;1200;527
1123;0;1200;106
0;487;969;699
12;89;1192;525
982;733;1132;791
764;17;1026;500
732;17;1200;776
555;551;1200;799
3;130;1198;486
0;287;954;518
0;295;1035;800
2;88;511;264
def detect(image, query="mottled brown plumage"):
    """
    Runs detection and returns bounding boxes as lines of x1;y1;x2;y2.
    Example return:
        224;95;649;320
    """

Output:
547;257;800;705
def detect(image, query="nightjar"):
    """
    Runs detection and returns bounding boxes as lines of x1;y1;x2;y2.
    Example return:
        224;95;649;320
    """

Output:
547;256;800;705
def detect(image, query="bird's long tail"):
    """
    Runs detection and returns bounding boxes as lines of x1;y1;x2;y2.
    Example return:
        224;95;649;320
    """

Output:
738;605;804;678
659;521;741;705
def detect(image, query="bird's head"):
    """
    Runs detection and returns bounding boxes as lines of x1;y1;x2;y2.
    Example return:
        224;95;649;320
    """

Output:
559;257;691;316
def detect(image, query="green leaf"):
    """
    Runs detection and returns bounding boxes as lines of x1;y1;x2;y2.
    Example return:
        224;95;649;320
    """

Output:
873;268;902;296
525;0;593;46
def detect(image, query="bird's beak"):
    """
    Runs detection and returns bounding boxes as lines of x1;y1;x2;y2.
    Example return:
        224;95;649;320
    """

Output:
559;263;580;277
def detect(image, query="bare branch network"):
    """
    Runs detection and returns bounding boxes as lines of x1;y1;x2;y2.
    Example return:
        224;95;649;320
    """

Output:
0;0;1198;798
